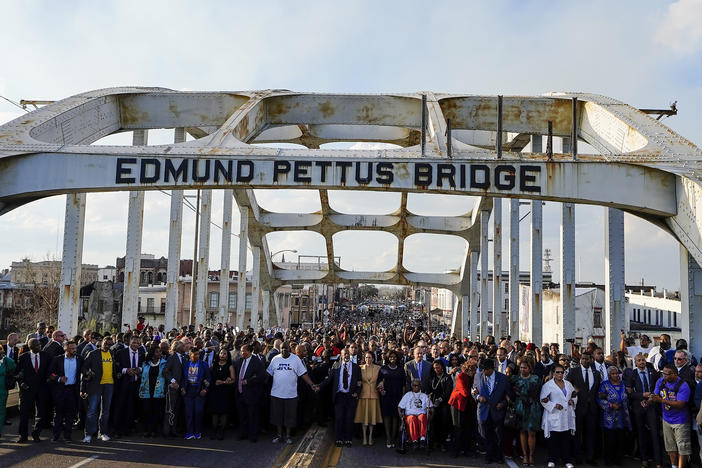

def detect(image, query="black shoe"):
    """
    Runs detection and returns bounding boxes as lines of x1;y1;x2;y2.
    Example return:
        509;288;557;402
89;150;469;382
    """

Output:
65;436;73;443
335;440;343;447
52;435;61;442
16;436;28;443
4;421;11;426
345;440;352;447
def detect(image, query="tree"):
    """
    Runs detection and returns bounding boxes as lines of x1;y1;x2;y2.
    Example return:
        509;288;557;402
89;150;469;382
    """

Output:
359;284;379;300
7;255;61;335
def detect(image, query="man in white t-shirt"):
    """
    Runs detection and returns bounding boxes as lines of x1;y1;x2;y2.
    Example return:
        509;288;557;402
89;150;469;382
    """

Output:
621;332;652;359
266;342;318;444
398;378;433;448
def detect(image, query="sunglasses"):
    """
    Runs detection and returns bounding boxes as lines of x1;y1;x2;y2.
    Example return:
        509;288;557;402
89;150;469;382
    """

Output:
554;371;564;374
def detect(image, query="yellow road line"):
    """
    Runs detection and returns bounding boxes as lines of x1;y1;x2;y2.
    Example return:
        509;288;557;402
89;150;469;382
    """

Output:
326;446;342;468
272;443;294;468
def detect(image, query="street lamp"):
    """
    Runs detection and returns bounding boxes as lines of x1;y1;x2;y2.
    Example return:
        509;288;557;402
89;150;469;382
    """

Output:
271;249;297;261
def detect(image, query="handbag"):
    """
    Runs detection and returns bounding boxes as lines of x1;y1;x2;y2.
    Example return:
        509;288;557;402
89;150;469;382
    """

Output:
504;402;520;429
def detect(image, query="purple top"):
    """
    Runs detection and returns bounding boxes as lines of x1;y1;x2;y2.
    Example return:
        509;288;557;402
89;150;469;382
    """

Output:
653;377;691;424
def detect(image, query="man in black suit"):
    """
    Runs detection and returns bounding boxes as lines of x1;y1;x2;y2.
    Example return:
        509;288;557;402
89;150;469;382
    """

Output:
78;331;99;359
404;346;432;394
234;343;266;442
114;336;145;437
624;353;661;467
4;333;19;364
16;338;50;443
321;348;361;447
673;350;696;392
42;330;67;428
495;347;512;374
472;358;511;463
48;340;82;442
162;339;185;437
26;322;49;349
566;351;601;465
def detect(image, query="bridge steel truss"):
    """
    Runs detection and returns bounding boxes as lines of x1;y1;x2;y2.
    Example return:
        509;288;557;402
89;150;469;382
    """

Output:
0;87;701;356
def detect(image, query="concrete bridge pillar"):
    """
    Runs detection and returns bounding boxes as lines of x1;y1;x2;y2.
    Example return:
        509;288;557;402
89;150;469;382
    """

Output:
560;202;576;353
493;199;503;339
165;128;185;331
530;199;543;345
469;251;479;341
123;130;147;332
605;208;626;354
58;193;86;336
509;199;520;340
218;189;233;326
236;206;249;330
195;190;212;326
262;290;271;329
680;247;702;358
480;210;489;339
250;246;261;330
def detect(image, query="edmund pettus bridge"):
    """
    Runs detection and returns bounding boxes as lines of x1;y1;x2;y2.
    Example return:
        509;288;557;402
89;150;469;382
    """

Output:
0;88;700;357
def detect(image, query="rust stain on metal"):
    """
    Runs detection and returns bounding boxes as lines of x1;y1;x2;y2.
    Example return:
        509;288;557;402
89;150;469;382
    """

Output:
317;101;336;118
119;100;149;126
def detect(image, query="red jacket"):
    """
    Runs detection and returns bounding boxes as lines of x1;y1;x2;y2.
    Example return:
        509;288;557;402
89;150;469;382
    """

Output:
448;372;473;412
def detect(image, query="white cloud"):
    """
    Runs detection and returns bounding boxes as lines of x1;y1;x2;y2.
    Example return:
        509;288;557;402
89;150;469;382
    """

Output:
655;0;702;54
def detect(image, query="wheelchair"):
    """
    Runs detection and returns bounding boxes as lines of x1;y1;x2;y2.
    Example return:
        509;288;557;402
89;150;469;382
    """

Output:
396;408;433;455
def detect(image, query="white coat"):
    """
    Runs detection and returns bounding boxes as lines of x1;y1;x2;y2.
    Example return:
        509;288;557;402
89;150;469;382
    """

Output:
540;378;577;438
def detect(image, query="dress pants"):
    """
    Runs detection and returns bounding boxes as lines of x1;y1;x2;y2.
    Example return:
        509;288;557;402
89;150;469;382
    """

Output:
479;416;504;462
140;397;164;434
603;428;626;465
53;385;78;438
236;392;260;440
163;387;181;435
632;409;662;464
334;392;356;442
574;407;597;462
547;430;573;464
116;379;139;435
184;391;205;435
19;388;47;437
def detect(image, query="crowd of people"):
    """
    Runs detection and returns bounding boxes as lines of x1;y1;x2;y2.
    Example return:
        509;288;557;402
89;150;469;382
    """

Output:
0;315;701;468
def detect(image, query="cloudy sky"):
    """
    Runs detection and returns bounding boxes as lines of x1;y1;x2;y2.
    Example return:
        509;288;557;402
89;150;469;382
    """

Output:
1;0;701;291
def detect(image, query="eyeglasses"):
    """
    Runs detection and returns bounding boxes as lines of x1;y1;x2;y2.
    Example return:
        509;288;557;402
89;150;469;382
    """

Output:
674;357;685;361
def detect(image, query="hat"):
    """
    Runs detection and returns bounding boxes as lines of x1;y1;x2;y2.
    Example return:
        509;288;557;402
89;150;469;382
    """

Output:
479;358;495;370
526;343;536;351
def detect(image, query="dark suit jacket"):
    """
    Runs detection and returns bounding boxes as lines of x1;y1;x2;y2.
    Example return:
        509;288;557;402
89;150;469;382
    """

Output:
404;359;432;393
82;348;118;395
163;353;185;386
623;366;659;414
26;333;49;349
233;355;266;404
115;346;145;387
16;351;50;393
3;344;19;364
80;342;97;359
43;340;64;360
567;365;602;415
48;354;83;394
472;371;510;423
677;363;696;393
322;360;361;402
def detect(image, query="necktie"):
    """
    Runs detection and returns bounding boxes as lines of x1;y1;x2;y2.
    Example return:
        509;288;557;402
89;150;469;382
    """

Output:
239;359;247;393
34;355;38;372
584;368;590;389
641;371;649;391
132;351;136;369
418;361;422;378
343;363;349;390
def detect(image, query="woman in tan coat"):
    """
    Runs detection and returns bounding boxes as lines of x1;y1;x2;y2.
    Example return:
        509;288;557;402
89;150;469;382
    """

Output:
354;350;383;445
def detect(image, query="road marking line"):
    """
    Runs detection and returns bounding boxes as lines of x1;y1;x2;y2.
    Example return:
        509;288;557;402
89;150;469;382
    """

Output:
327;446;342;467
272;443;295;468
67;454;99;468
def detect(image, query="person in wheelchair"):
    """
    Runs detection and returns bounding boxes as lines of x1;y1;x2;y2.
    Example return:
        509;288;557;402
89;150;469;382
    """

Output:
398;378;434;449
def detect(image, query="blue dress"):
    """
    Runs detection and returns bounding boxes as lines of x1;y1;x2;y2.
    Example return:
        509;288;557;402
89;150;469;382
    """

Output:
379;365;404;417
597;380;631;430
